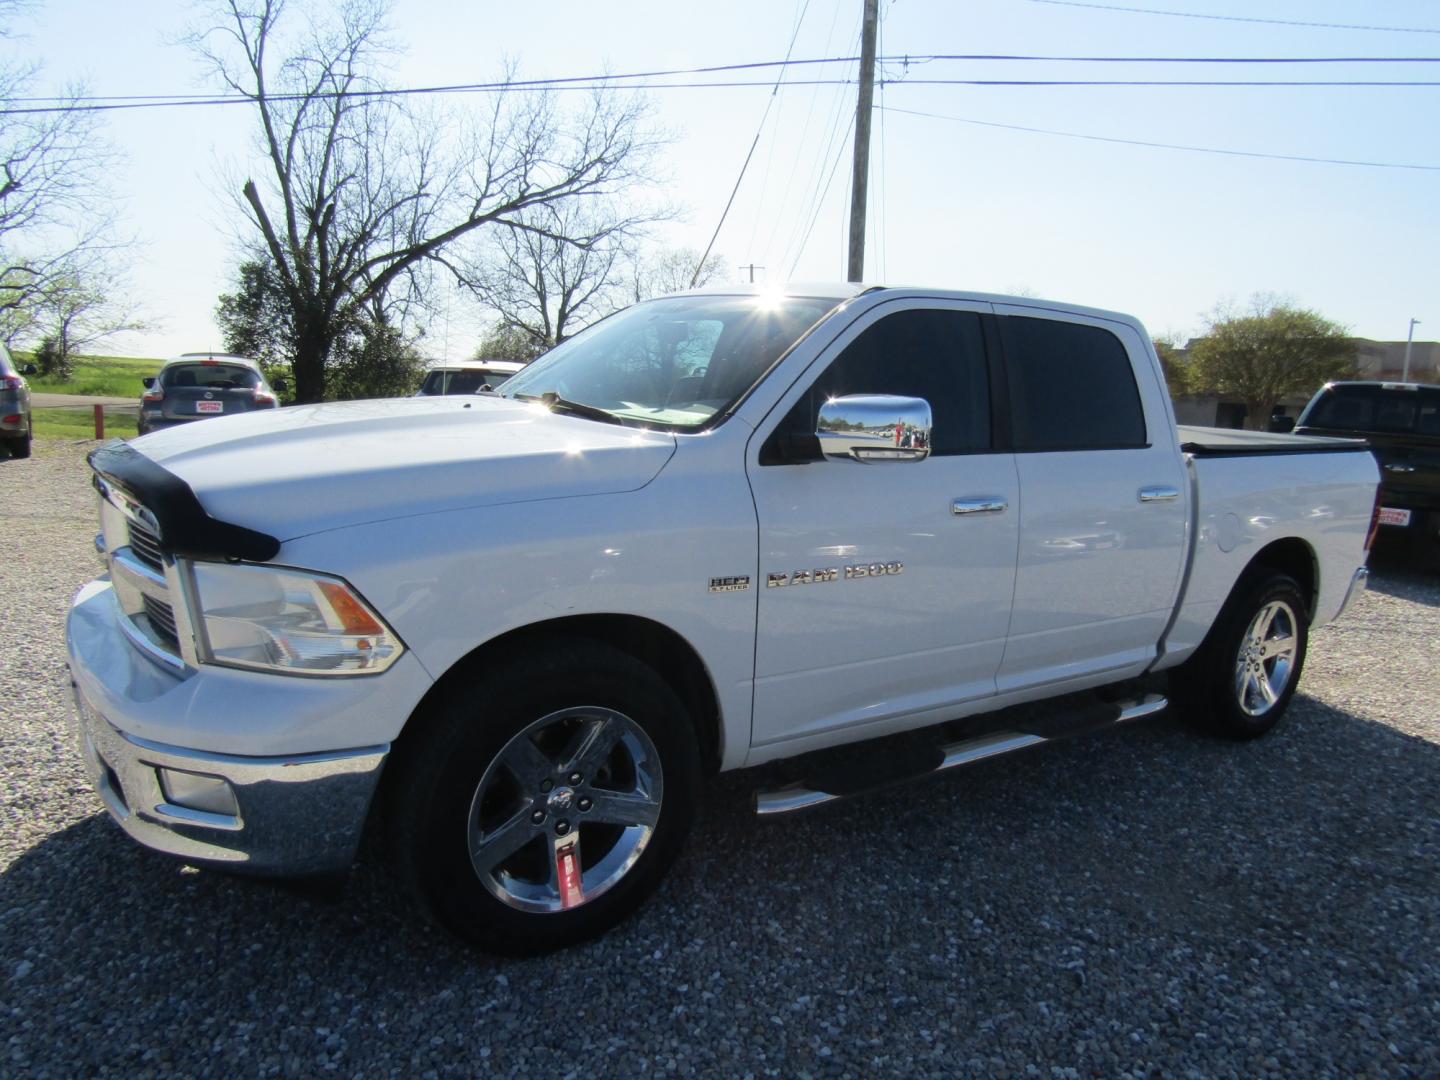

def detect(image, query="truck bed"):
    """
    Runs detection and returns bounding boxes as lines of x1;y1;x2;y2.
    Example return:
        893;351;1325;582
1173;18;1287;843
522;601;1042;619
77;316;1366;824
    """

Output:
1178;424;1369;457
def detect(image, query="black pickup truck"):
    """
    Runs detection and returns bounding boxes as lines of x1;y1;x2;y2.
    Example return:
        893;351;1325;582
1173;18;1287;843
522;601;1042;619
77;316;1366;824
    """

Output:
1288;380;1440;563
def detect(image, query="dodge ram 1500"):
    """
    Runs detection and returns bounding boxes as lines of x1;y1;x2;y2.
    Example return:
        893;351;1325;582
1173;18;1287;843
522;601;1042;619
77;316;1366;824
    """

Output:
68;285;1379;953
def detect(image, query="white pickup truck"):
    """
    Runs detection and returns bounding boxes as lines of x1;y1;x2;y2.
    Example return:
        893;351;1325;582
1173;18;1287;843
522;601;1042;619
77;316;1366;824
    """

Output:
68;285;1378;954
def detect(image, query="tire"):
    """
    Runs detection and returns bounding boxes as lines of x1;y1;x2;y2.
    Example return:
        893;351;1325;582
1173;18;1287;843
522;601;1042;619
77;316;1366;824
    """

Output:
6;421;30;459
1174;570;1309;739
385;638;701;955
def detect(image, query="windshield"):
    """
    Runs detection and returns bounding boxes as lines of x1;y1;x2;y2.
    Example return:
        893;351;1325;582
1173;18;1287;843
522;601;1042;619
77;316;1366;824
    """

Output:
498;295;838;429
1302;386;1440;436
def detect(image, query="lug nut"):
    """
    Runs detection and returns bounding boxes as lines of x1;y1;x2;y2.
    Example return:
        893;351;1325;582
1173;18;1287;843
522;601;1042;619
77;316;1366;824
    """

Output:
578;797;592;812
531;809;546;825
540;779;554;793
568;772;583;785
555;820;571;836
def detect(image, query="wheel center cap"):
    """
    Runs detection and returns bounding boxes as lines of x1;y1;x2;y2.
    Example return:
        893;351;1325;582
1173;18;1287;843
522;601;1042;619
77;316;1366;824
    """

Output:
547;786;575;812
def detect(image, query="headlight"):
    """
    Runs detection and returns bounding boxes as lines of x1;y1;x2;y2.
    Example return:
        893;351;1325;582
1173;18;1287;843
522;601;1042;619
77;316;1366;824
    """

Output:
185;561;403;676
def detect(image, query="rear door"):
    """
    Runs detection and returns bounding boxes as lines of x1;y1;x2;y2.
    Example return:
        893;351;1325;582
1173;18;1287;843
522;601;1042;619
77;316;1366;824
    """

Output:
746;299;1019;750
992;306;1188;693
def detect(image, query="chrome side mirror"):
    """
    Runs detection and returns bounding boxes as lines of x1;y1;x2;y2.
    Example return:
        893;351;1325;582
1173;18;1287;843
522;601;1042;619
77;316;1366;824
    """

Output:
816;394;932;463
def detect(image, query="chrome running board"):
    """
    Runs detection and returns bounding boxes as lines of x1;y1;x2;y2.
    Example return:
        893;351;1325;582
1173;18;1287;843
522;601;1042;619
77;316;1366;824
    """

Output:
754;693;1169;816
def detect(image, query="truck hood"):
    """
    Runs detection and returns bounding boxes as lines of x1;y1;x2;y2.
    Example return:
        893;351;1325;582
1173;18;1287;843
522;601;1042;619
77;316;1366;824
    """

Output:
132;396;677;542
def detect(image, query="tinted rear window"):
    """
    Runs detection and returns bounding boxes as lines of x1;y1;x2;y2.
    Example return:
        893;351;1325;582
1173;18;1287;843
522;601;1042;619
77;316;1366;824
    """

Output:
162;364;260;389
1302;387;1440;436
1002;316;1146;450
422;369;513;395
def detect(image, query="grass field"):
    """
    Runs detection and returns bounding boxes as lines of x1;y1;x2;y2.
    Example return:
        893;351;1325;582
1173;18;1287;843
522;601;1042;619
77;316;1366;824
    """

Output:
31;407;129;441
24;353;160;399
18;352;157;441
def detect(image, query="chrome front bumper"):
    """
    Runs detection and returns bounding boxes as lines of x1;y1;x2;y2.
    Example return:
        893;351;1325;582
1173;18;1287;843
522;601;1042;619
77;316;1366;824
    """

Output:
71;676;387;874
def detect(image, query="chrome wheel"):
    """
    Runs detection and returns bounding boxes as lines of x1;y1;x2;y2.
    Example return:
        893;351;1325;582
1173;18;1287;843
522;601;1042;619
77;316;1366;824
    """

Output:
1233;599;1299;717
466;706;664;914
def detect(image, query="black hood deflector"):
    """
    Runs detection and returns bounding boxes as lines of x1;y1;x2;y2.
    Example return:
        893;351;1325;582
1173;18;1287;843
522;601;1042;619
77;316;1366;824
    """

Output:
88;440;281;562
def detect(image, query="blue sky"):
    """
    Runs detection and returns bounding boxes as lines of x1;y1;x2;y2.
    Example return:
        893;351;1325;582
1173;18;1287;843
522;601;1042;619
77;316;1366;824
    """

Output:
8;0;1438;357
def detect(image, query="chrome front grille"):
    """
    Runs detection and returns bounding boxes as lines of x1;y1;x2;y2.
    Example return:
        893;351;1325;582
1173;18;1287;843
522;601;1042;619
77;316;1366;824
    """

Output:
127;520;165;572
95;485;189;669
141;594;180;648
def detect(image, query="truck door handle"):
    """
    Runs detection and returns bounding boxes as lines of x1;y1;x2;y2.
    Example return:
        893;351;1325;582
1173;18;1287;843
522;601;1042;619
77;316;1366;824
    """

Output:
1138;486;1181;503
953;497;1008;515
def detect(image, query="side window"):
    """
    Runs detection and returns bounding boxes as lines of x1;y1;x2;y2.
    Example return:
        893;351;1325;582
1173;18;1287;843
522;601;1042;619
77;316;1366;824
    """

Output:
772;308;991;458
1002;317;1146;450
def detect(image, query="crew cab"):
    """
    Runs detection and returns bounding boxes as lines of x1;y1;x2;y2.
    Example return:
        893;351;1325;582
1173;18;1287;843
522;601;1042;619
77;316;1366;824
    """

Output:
67;285;1379;954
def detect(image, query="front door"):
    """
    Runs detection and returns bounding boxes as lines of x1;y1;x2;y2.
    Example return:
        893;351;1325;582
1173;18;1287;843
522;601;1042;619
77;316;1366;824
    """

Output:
746;299;1019;751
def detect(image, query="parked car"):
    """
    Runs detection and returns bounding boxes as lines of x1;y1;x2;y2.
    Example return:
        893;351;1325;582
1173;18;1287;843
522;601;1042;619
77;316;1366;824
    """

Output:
415;359;524;396
0;346;36;459
1291;380;1440;562
70;285;1378;955
137;354;285;436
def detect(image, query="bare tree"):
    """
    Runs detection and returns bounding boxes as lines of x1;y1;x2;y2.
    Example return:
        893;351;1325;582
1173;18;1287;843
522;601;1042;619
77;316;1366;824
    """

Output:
627;246;728;302
27;270;148;375
0;1;123;318
452;199;662;350
191;0;660;402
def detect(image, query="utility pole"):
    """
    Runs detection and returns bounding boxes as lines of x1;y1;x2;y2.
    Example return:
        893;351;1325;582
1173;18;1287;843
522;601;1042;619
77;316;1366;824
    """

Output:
738;263;765;283
1402;317;1420;382
846;0;880;283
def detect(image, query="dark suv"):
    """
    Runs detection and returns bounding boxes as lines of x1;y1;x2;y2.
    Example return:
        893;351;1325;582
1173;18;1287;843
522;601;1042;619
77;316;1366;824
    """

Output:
138;354;285;436
1293;380;1440;560
1;346;36;459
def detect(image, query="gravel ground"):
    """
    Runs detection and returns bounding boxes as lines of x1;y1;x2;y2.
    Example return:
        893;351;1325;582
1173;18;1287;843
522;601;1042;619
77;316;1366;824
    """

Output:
2;440;1437;1078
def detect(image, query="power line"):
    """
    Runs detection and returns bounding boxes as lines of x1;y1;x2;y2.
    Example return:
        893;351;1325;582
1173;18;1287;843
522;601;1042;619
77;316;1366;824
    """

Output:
882;104;1440;170
893;78;1440;86
790;111;856;277
6;78;1433;115
9;53;1440;115
1027;0;1440;35
691;2;813;285
778;8;864;275
762;1;849;271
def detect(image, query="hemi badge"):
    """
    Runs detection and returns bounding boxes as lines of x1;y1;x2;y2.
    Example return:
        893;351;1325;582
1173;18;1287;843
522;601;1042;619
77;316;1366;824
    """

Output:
709;576;750;594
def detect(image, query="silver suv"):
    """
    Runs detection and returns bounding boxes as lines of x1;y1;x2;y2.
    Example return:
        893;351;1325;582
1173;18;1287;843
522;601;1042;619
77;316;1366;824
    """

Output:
138;353;286;436
0;345;36;459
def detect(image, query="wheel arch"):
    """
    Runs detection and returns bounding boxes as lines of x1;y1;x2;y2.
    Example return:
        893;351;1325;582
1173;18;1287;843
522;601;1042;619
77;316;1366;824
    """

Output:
395;614;725;775
1242;536;1319;618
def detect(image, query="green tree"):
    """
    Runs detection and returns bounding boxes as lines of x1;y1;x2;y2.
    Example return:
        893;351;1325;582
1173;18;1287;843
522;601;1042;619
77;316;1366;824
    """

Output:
215;259;295;369
1189;297;1358;429
473;321;548;363
217;258;424;398
1152;334;1190;396
326;320;425;399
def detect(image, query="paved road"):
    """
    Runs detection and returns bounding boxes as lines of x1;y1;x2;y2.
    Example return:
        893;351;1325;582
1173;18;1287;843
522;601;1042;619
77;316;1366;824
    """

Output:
30;392;137;409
